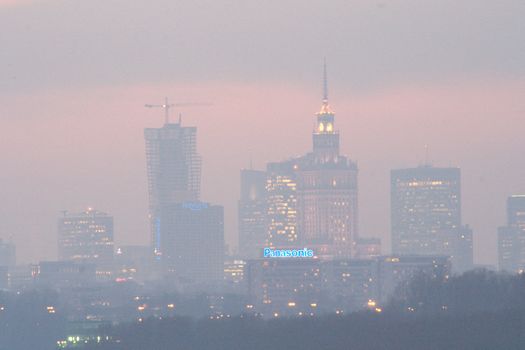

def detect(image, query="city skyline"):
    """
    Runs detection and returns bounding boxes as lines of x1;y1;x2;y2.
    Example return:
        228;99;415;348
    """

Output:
1;1;525;266
2;78;524;266
1;1;525;348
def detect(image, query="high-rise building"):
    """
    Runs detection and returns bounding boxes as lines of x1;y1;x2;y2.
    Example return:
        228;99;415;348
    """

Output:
498;195;525;273
294;98;358;257
449;225;473;273
507;195;525;230
498;226;523;272
160;202;224;286
238;169;268;259
57;209;114;266
0;239;15;290
390;166;473;272
0;239;16;268
264;64;359;258
266;160;299;249
144;120;201;257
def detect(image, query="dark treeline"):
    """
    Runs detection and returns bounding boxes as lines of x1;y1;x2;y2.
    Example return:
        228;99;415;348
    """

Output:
0;289;66;350
388;268;525;315
91;270;525;350
0;287;244;350
1;270;525;349
93;310;525;350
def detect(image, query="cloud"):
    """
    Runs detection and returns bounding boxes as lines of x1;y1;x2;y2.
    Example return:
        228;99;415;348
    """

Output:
1;0;524;265
1;0;524;95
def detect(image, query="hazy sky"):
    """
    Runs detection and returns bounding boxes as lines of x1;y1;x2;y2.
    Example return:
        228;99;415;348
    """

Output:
1;0;524;265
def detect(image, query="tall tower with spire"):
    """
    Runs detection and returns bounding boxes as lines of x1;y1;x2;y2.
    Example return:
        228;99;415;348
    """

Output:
296;62;359;257
313;60;340;162
263;62;359;258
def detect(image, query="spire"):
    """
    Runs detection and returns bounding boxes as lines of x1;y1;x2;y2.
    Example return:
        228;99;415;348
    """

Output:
318;58;333;114
323;57;328;102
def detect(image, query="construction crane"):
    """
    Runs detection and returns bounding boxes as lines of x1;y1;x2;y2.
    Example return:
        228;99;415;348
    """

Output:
145;97;212;125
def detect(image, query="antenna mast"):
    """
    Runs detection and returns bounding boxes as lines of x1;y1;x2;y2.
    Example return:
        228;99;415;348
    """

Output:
323;57;328;102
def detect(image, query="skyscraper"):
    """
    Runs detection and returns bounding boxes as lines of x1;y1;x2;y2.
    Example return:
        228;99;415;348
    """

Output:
390;166;473;272
57;209;114;265
144;118;201;257
0;239;15;289
266;160;299;249
238;169;268;259
295;91;358;257
507;195;525;230
0;239;16;268
263;64;359;258
498;195;525;272
160;202;224;286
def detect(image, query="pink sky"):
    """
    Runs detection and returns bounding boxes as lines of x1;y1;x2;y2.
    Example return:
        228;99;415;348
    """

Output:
1;77;524;265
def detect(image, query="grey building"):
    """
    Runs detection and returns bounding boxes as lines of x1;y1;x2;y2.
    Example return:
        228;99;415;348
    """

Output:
247;258;322;317
35;261;97;289
58;209;114;266
508;195;525;230
498;195;525;272
354;237;381;259
238;169;268;259
245;255;451;317
145;121;201;258
0;239;15;290
160;202;224;286
114;245;154;283
322;259;378;312
0;239;15;268
391;166;473;273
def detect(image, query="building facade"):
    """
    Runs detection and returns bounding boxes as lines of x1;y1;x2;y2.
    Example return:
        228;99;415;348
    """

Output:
144;122;201;258
391;166;473;272
294;97;358;258
246;255;451;317
0;239;15;268
160;202;224;286
266;160;299;249
238;169;268;259
498;195;525;273
263;67;359;258
247;258;322;317
57;209;114;266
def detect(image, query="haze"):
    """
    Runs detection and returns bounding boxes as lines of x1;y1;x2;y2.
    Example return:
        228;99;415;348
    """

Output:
1;0;524;265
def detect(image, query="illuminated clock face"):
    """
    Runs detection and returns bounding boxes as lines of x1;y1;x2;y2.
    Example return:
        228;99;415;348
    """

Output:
326;123;333;132
318;122;325;132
